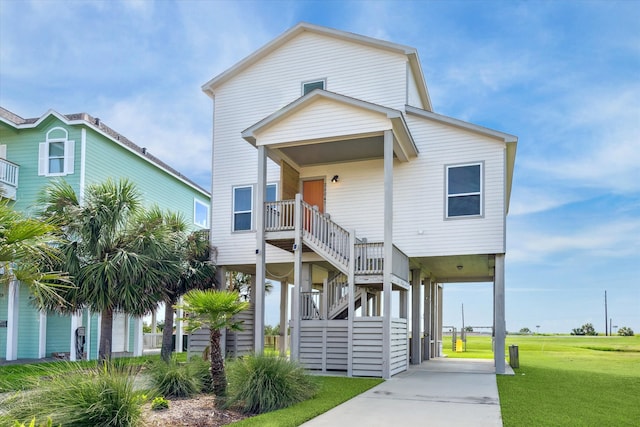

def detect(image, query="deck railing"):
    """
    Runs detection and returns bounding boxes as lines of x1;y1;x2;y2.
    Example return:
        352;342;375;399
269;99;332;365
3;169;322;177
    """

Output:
392;245;410;282
355;242;384;274
265;200;296;231
327;273;348;317
300;291;321;320
0;158;19;187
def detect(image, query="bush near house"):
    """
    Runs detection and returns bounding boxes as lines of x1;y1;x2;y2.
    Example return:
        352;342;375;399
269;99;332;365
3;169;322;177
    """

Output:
618;326;634;336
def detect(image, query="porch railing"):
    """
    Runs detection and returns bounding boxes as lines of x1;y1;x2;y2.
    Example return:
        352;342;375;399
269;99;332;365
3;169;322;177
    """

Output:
265;199;296;231
355;242;384;274
327;273;348;317
301;291;321;320
392;245;410;282
0;158;19;187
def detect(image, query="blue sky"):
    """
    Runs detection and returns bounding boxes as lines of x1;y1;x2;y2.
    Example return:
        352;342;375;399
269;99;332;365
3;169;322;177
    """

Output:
1;0;638;334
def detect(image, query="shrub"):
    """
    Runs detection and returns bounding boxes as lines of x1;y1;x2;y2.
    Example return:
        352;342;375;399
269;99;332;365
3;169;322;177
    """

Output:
148;357;201;398
618;326;634;336
1;362;146;427
225;354;318;414
10;418;57;427
151;396;170;411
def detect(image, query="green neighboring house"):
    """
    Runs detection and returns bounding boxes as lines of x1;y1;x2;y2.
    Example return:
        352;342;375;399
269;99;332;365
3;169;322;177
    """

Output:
0;106;211;362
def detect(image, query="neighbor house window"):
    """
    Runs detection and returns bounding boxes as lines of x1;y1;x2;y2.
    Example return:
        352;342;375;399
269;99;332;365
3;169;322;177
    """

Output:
38;127;75;176
194;199;209;228
302;79;325;95
233;186;253;231
446;163;483;218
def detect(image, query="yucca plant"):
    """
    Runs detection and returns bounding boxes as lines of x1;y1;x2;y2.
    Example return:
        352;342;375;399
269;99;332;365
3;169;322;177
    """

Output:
225;354;318;414
1;362;146;427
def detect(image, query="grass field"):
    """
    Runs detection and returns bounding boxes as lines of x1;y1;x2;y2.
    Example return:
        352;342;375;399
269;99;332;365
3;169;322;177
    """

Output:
446;334;640;426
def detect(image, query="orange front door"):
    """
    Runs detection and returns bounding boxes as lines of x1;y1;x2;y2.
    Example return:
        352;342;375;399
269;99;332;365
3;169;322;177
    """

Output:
303;179;324;212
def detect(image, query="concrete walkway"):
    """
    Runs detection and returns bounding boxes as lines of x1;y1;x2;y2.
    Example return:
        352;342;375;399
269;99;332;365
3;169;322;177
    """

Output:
303;358;505;427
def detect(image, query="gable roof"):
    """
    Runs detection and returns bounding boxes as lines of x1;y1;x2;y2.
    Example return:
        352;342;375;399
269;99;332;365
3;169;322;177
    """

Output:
242;89;418;162
0;106;210;197
202;22;433;111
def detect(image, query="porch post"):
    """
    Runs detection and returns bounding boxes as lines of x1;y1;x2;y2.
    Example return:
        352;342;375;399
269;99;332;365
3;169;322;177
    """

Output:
133;317;143;357
347;229;356;377
494;254;506;374
382;129;393;379
255;144;267;354
411;269;422;364
437;283;443;356
291;193;303;361
6;279;18;360
279;281;289;356
176;298;184;353
69;313;80;361
38;311;47;359
423;278;431;360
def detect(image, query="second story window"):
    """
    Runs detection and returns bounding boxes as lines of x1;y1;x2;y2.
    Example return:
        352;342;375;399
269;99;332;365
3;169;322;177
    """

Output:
302;79;326;96
38;127;75;176
233;186;253;232
446;163;483;218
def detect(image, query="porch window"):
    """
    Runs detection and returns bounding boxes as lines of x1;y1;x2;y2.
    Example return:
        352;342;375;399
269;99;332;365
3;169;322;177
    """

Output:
446;163;483;218
38;127;75;176
302;79;325;95
194;199;209;228
233;186;253;231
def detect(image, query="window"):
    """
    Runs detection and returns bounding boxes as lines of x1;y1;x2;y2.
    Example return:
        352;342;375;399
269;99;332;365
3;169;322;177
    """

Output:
233;186;253;231
302;79;325;95
38;127;75;176
446;163;483;218
266;183;277;202
194;199;209;228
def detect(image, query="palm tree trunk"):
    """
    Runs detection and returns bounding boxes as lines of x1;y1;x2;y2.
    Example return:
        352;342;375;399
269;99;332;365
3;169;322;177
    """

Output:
99;307;113;362
209;327;226;397
160;299;176;362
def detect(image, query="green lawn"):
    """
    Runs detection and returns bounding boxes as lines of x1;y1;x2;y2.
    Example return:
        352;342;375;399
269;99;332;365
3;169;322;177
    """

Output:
446;334;640;426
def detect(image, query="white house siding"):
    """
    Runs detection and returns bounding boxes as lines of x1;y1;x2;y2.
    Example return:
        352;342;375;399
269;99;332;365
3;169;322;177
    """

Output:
406;65;424;109
393;115;506;256
211;32;409;266
254;98;391;146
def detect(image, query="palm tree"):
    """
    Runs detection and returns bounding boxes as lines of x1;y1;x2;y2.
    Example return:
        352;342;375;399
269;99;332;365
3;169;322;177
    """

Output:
160;227;217;362
178;289;249;397
0;198;70;308
38;179;182;361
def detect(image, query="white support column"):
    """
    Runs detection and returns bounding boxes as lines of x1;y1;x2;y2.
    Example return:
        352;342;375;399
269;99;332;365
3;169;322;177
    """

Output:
279;281;289;356
6;280;18;360
382;129;394;379
291;193;302;361
347;229;356;377
85;309;92;360
494;254;506;374
133;317;144;356
322;278;329;320
70;313;81;361
38;311;47;359
411;269;422;364
437;283;443;356
423;278;431;360
254;144;267;354
176;298;184;353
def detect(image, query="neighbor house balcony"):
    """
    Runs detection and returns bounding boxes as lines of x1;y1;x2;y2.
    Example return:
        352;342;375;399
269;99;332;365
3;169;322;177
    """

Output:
0;158;19;200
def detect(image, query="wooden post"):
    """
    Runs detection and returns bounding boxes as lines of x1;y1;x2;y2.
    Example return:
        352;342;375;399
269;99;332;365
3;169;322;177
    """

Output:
382;129;393;379
255;145;267;354
411;269;422;364
347;229;356;377
291;194;302;361
494;254;506;374
279;281;289;356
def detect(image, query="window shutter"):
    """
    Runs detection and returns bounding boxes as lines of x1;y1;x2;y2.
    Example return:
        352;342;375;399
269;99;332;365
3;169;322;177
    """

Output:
64;140;75;175
0;144;6;159
38;142;48;175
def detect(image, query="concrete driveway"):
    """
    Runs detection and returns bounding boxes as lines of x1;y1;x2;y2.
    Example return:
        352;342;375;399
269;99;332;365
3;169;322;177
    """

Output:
303;358;505;427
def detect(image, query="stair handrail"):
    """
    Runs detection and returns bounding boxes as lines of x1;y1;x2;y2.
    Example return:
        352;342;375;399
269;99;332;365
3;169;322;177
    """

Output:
301;200;350;265
327;272;348;315
300;291;321;320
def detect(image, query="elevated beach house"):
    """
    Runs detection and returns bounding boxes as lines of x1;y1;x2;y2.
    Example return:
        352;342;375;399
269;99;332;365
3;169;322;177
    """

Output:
0;107;210;362
200;23;516;377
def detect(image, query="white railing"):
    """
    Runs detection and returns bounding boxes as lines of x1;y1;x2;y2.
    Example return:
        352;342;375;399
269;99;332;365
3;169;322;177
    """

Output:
355;242;384;274
302;200;350;265
301;291;321;320
0;158;19;187
392;245;410;282
327;273;348;317
265;200;296;231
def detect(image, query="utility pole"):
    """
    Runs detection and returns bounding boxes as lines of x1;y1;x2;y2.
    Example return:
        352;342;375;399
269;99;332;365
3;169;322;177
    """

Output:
604;290;608;336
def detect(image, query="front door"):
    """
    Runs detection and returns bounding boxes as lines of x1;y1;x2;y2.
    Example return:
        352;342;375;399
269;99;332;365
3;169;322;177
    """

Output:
302;179;325;233
302;179;324;212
